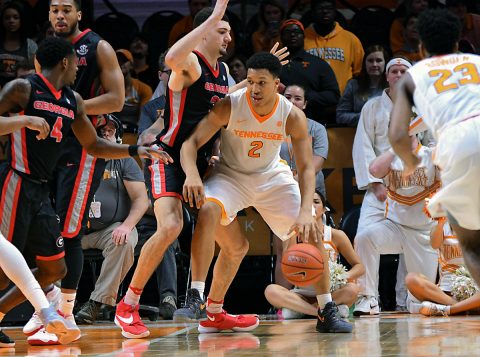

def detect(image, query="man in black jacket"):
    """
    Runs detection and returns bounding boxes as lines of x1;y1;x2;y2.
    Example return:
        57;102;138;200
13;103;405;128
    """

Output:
279;19;340;123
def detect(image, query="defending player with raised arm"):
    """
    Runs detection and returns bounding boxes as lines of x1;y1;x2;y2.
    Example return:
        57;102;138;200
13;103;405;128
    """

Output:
389;9;480;286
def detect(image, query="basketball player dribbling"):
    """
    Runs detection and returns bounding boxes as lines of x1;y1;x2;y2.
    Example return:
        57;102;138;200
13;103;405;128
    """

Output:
181;52;352;333
389;9;480;286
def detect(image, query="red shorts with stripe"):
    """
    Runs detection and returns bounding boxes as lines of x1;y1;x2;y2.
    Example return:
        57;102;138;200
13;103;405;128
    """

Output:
53;150;105;239
0;163;64;261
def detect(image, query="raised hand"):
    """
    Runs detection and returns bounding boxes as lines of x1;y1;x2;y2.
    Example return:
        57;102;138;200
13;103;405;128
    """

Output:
270;42;290;66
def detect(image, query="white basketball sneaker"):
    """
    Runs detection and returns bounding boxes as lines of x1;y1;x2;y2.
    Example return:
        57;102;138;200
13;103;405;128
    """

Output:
28;314;80;346
419;301;450;316
23;285;61;336
353;295;380;316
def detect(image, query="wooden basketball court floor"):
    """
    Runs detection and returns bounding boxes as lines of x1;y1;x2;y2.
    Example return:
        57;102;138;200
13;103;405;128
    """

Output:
2;314;480;356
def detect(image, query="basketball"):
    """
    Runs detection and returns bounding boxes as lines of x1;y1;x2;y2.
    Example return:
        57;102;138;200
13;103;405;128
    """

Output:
281;243;324;287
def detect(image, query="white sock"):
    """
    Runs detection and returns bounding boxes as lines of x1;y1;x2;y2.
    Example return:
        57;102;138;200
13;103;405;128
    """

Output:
317;293;332;311
191;281;205;299
0;235;49;312
125;287;141;305
60;292;76;316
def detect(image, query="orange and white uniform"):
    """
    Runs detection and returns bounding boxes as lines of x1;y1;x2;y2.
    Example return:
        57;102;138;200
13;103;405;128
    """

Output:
438;223;464;293
408;53;480;229
204;87;300;240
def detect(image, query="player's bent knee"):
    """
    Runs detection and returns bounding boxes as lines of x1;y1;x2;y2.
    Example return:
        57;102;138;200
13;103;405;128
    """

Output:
159;219;183;242
405;272;422;290
264;284;283;304
223;238;249;259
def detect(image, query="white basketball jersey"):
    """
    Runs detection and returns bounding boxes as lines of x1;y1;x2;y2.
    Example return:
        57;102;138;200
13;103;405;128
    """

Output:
384;145;440;228
322;226;339;263
409;53;480;138
219;87;293;174
439;223;464;274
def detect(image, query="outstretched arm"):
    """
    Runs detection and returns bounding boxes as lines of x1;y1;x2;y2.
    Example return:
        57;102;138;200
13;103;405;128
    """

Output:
287;106;320;243
389;73;419;175
180;97;231;208
166;0;229;92
83;40;125;115
333;229;365;281
72;93;172;162
0;79;50;139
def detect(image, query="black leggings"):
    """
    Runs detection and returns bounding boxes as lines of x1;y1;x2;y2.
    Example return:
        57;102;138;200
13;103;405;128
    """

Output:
61;236;84;290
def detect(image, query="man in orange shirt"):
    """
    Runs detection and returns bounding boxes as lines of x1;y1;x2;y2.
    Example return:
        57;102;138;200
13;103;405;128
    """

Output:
303;0;364;94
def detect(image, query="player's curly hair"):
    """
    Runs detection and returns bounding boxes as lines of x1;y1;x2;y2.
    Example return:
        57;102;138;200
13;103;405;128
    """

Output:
50;0;81;9
417;9;461;55
36;37;75;70
246;52;282;78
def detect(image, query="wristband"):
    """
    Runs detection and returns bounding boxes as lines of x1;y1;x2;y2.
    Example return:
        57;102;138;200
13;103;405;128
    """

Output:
128;145;139;157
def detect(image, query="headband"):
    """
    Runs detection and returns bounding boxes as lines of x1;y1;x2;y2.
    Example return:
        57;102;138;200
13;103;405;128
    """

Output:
386;57;412;73
280;19;305;33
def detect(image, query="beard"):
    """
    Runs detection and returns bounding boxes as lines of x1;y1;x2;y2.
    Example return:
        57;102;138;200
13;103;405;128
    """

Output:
54;22;78;38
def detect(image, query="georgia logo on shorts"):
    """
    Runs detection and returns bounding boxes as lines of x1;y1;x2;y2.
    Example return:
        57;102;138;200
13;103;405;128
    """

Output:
56;236;64;248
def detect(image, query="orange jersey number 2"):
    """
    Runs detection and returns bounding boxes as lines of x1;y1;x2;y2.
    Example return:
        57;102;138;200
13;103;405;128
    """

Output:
248;141;263;158
429;63;480;94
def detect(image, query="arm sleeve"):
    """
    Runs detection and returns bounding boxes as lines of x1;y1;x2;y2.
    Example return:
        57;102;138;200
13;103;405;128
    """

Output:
336;80;360;126
352;100;383;189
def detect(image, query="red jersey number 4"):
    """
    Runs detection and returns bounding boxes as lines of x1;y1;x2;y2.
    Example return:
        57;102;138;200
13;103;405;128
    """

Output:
50;117;63;143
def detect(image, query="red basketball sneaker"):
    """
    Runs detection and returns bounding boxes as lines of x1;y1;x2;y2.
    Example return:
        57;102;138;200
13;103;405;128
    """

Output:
114;298;150;339
198;310;259;333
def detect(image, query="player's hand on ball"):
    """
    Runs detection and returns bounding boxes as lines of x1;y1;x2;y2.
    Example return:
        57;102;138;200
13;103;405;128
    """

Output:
183;175;205;209
288;210;322;243
138;147;173;163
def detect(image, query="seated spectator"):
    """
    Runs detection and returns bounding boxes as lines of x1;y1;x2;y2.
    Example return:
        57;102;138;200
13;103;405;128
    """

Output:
272;83;328;289
446;0;480;54
115;49;152;132
75;115;149;324
0;1;37;87
265;190;364;319
303;0;364;94
129;32;159;91
336;45;388;127
390;0;431;54
227;53;247;84
138;51;170;144
251;0;285;53
279;19;339;123
394;14;422;63
405;217;480;316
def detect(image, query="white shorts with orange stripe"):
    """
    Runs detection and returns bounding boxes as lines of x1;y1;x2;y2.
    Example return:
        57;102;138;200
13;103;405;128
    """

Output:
204;161;300;241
